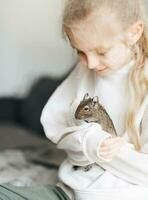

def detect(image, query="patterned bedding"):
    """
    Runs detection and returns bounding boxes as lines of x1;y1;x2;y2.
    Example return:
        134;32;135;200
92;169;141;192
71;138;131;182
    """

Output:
0;124;66;187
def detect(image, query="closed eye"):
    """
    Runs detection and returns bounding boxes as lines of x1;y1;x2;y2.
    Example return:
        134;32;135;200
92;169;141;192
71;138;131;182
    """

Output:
96;47;110;56
77;50;85;56
99;53;106;56
96;51;106;56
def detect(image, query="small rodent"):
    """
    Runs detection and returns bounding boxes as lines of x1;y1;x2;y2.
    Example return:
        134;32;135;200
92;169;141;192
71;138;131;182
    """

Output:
73;93;117;172
75;93;117;136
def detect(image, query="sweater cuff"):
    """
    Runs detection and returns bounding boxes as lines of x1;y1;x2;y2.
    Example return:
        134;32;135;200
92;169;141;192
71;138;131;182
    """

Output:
82;123;112;163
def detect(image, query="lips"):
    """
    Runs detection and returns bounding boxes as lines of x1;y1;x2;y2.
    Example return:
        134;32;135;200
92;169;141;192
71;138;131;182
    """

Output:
99;67;107;71
95;67;107;72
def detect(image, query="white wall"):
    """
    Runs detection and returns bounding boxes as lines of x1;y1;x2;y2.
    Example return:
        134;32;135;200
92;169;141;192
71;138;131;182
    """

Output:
0;0;77;97
1;0;148;97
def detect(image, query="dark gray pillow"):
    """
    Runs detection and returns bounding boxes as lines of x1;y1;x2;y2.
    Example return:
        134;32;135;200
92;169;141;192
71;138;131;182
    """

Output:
19;77;62;135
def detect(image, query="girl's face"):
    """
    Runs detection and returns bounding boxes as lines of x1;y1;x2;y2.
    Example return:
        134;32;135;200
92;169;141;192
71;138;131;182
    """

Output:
66;11;133;76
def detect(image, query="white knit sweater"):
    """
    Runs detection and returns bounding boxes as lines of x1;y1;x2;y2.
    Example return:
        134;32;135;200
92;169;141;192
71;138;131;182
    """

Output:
41;60;148;200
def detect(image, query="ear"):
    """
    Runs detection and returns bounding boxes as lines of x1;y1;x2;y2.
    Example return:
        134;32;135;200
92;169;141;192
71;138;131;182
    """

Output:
125;20;144;45
83;93;89;100
92;96;99;105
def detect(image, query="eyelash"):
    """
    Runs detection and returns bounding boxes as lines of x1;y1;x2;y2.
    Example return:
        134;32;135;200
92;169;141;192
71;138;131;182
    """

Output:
96;50;106;56
77;51;86;59
77;51;84;55
99;53;106;56
77;51;106;57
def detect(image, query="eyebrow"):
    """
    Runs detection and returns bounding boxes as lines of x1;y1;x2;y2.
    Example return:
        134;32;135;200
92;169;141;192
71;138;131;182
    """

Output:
71;44;111;53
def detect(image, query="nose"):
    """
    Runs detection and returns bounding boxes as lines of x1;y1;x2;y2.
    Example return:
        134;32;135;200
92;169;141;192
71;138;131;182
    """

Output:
87;52;101;70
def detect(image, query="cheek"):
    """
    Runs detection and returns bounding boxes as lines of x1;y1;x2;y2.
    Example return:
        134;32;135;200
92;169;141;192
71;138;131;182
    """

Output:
105;44;131;68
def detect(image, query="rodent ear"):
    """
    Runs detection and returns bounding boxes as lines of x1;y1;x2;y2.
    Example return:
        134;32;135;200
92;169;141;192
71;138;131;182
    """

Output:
92;96;99;103
92;96;99;105
83;93;89;100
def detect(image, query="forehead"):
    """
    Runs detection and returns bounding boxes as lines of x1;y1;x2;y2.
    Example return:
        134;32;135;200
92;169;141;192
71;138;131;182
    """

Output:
66;11;123;52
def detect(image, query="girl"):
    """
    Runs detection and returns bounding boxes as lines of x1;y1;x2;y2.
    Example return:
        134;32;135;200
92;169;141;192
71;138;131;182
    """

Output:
0;0;147;200
41;0;148;200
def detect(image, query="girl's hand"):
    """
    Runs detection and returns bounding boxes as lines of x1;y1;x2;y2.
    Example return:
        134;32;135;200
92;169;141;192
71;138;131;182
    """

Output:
99;137;125;160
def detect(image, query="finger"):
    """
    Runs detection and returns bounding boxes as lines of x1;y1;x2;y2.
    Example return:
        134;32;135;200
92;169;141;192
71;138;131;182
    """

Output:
100;155;114;160
100;147;121;159
101;137;123;147
100;141;123;152
100;146;121;157
99;151;115;160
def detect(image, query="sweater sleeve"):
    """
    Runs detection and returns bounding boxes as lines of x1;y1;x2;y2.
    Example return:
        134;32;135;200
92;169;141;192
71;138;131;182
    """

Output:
40;62;111;166
92;104;148;187
97;140;148;187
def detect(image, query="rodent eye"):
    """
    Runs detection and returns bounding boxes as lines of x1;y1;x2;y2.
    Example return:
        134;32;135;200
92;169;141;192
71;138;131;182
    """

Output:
84;106;89;111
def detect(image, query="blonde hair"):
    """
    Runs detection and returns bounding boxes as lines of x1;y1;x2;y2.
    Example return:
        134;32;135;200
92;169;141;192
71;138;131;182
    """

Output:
62;0;148;151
